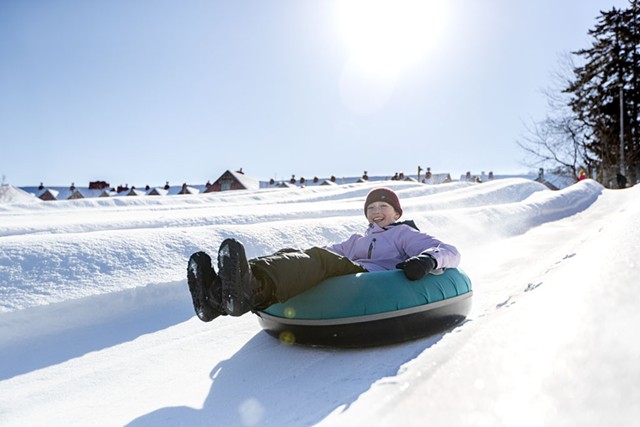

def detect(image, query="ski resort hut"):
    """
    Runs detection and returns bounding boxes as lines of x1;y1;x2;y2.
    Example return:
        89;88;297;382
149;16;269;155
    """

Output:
178;183;200;195
205;170;259;192
67;189;85;200
125;187;146;196
147;187;168;196
37;188;59;201
276;181;295;188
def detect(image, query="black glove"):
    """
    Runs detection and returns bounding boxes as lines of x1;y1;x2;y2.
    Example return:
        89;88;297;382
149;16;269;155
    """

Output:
396;254;437;281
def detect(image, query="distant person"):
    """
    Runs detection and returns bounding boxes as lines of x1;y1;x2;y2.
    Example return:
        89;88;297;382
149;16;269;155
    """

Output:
186;187;461;321
617;173;627;189
578;169;587;181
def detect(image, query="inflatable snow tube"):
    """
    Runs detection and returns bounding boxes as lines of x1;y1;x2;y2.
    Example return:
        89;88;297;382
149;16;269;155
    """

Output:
256;268;472;347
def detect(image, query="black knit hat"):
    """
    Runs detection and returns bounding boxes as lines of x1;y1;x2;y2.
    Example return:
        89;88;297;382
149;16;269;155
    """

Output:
364;187;403;217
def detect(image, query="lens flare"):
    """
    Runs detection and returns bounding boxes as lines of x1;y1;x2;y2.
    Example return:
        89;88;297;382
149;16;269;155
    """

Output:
279;331;296;345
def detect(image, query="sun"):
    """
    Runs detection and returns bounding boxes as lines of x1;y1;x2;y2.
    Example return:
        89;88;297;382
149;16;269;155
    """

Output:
335;0;447;76
335;0;447;114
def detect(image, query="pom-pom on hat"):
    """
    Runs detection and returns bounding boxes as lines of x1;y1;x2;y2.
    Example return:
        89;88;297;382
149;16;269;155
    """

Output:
364;187;403;217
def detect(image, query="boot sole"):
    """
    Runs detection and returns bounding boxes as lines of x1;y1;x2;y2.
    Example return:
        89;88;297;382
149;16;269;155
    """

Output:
218;238;253;316
187;251;222;322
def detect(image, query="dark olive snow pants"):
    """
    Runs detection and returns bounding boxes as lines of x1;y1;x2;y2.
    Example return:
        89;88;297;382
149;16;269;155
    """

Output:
248;247;367;303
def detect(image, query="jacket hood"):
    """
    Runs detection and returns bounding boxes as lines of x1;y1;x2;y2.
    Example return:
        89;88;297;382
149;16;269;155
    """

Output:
389;219;419;231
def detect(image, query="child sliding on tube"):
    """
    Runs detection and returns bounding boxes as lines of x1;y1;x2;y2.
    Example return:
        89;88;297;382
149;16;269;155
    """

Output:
187;187;461;322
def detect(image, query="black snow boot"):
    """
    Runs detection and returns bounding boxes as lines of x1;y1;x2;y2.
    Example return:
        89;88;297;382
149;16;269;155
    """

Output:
218;238;274;316
187;251;224;322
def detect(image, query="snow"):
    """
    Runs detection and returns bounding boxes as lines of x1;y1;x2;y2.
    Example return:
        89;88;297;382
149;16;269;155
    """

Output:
0;184;39;205
1;178;639;426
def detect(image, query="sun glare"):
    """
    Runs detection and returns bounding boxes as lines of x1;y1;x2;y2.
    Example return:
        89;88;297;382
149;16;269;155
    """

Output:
335;0;447;114
336;0;447;75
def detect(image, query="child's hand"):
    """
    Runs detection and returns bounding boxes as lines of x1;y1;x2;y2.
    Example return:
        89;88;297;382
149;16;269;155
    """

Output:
396;254;436;281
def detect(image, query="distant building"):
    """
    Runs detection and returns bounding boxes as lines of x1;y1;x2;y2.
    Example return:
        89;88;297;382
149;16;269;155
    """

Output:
37;188;59;201
125;188;146;196
147;187;169;196
67;189;85;200
89;180;110;190
205;170;259;192
178;183;200;195
276;181;296;188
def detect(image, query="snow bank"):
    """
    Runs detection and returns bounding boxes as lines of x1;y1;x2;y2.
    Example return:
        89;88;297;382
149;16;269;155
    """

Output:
0;184;39;205
1;178;639;427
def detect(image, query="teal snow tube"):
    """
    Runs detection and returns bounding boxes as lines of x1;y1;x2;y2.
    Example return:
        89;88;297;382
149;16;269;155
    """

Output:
256;268;473;347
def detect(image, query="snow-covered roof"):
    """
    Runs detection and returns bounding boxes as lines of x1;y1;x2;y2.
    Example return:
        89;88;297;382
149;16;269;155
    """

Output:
228;170;259;190
16;170;579;202
146;188;169;196
37;188;60;200
176;185;200;195
25;186;106;200
122;188;147;196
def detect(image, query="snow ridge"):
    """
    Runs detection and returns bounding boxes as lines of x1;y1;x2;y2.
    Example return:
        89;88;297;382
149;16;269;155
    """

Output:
1;179;639;427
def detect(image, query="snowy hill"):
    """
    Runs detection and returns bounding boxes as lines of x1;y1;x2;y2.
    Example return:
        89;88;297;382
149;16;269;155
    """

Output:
1;179;639;426
0;184;39;205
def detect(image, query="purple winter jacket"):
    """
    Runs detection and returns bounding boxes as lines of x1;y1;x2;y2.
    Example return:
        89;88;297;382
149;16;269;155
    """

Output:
325;220;461;272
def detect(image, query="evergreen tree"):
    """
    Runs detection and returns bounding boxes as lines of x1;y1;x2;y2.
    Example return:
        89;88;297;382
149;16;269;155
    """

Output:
566;1;640;184
521;1;640;186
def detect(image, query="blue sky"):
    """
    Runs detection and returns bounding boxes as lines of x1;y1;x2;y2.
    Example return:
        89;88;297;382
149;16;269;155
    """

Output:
0;0;630;187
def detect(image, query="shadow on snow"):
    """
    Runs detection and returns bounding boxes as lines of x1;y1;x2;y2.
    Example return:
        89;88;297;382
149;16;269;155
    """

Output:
0;281;192;381
125;331;442;427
